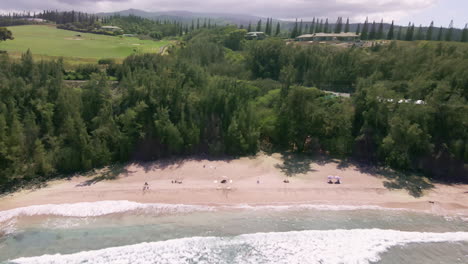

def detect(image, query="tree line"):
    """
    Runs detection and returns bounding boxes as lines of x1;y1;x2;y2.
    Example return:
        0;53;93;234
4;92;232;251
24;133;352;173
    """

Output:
285;17;468;42
0;26;467;193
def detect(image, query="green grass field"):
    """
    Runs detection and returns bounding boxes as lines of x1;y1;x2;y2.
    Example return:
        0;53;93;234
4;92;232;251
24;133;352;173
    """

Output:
0;25;170;62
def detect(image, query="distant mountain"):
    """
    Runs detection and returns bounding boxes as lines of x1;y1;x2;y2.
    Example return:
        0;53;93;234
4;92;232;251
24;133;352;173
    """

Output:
97;9;266;26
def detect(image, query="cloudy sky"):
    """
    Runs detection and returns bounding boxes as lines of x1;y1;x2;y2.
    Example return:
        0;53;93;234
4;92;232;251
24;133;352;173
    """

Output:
1;0;467;27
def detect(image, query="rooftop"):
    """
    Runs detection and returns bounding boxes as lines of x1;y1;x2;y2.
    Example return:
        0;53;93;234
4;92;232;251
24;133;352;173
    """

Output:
297;32;360;38
101;26;122;30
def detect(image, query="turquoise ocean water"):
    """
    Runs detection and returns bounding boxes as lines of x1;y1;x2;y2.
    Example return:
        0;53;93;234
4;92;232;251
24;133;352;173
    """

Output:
0;202;467;263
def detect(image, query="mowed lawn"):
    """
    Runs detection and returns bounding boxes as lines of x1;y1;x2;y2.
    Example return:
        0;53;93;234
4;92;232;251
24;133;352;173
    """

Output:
0;25;170;60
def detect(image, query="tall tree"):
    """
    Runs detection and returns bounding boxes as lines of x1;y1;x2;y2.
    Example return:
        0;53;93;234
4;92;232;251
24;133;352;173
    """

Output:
445;20;454;41
356;23;361;35
437;26;443;41
310;17;316;33
324;18;329;33
426;21;434;40
247;22;252;32
317;19;323;33
334;17;343;33
275;22;281;36
299;19;303;35
387;20;394;40
396;26;403;40
377;19;384;39
291;19;298;38
405;22;414;41
369;21;376;39
416;24;424;40
361;18;369;40
344;17;350;33
256;19;262;32
461;23;468;42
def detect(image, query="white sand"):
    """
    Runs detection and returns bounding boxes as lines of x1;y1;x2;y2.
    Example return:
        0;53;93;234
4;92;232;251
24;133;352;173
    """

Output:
1;153;467;216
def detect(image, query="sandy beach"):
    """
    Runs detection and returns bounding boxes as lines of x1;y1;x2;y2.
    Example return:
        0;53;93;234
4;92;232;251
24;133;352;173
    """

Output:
1;153;467;216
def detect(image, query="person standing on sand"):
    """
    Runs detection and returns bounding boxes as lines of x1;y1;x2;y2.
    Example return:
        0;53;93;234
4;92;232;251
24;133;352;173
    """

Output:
143;182;149;192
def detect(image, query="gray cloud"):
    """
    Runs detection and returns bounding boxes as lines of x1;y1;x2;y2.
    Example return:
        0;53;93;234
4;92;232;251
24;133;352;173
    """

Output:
0;0;436;23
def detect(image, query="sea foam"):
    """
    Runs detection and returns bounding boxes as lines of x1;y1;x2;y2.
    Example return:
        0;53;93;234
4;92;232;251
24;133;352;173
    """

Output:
0;201;214;223
0;200;422;224
10;229;468;264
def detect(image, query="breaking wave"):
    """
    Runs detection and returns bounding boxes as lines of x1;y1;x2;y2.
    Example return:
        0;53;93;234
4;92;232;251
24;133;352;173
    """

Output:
0;201;214;223
0;200;425;224
9;229;468;264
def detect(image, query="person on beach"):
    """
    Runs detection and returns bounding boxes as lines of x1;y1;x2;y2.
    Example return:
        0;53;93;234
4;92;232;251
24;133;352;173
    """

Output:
143;182;149;191
334;176;341;184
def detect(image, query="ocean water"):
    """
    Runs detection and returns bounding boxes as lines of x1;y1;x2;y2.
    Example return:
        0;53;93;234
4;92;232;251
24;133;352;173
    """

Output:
0;201;467;264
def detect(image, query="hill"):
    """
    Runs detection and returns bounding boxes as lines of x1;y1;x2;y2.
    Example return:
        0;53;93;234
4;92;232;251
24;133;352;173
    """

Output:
0;25;170;63
98;9;266;26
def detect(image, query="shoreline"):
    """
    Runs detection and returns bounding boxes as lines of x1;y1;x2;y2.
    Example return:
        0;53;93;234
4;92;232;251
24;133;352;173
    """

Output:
1;153;467;217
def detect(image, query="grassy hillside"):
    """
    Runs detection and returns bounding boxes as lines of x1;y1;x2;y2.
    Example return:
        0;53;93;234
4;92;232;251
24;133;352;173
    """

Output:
0;25;170;62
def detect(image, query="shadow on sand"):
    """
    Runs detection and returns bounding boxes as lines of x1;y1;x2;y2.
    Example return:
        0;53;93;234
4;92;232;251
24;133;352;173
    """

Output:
274;152;434;197
76;164;129;187
138;155;235;173
379;170;434;198
275;153;317;177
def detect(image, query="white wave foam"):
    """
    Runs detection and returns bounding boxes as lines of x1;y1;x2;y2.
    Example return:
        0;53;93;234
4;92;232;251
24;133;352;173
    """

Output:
0;201;214;223
10;229;468;264
227;203;411;212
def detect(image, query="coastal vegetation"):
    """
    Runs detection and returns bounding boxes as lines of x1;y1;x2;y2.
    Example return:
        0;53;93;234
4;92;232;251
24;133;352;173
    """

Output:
0;24;467;193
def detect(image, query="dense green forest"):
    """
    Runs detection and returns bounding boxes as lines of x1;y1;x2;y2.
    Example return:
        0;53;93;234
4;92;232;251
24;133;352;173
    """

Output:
0;26;467;192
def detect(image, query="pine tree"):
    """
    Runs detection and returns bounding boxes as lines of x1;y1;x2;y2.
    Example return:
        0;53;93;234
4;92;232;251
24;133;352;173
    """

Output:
305;24;309;35
397;26;403;40
247;22;252;32
387;20;394;40
268;18;273;34
191;20;195;31
334;17;343;33
310;17;316;33
377;19;384;39
437;26;443;41
461;23;468;42
268;18;273;35
291;19;298;38
265;18;270;35
369;21;376;39
426;21;434;40
324;18;329;33
256;19;262;32
276;22;281;36
405;22;414;41
344;18;350;33
197;18;200;29
445;20;454;41
299;19;303;36
361;18;369;40
317;19;323;33
416;24;424;40
356;23;361;35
